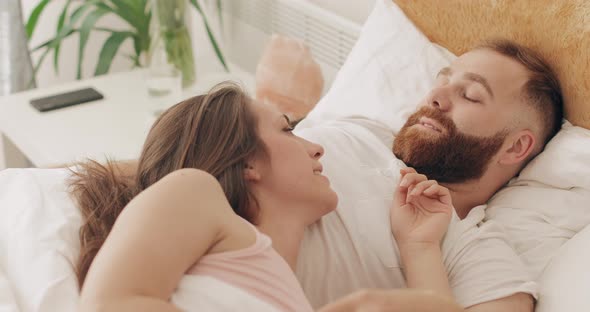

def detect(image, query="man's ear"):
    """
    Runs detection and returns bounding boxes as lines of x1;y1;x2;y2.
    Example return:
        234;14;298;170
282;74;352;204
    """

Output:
499;130;536;165
244;163;261;182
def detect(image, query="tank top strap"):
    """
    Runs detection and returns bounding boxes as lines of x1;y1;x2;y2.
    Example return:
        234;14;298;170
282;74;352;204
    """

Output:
200;220;272;261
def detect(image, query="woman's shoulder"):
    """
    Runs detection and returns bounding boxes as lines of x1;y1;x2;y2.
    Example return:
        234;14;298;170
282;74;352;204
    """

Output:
160;168;219;188
156;169;256;254
148;168;223;205
127;168;234;229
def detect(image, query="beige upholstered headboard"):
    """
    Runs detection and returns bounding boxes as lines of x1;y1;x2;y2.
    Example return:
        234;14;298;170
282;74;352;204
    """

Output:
393;0;590;129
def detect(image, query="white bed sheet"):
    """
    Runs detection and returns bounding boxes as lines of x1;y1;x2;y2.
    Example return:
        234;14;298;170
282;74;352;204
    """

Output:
0;168;80;312
0;168;283;311
0;264;19;312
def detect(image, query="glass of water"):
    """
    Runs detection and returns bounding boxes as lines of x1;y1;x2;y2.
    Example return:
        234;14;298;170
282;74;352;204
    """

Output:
145;39;182;116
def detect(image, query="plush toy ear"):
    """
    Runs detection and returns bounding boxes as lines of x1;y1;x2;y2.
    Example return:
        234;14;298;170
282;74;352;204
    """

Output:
255;34;324;119
499;129;536;165
393;0;590;130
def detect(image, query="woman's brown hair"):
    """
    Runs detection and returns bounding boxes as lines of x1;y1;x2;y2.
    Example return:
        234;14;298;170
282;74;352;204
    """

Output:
69;83;265;288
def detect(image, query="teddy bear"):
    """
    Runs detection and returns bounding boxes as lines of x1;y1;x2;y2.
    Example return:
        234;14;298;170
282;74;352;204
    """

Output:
255;35;324;120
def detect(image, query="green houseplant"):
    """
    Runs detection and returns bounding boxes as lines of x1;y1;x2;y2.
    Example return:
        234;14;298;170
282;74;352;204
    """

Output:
26;0;227;85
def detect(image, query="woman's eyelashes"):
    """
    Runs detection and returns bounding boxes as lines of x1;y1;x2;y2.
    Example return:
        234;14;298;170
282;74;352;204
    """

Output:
282;115;304;132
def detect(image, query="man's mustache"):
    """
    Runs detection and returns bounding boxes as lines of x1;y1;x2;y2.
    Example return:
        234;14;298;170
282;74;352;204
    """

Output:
408;106;456;134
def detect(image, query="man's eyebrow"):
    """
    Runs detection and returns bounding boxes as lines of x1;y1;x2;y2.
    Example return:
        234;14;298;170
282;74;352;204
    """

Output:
437;67;452;77
437;67;494;99
464;72;494;99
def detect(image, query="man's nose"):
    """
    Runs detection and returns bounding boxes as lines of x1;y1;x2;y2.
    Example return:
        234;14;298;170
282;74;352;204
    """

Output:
428;89;452;112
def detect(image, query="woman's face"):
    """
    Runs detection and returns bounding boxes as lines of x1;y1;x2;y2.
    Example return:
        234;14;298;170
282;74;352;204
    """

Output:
247;101;338;224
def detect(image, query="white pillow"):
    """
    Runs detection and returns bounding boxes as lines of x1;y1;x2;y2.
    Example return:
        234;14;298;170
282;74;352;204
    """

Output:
536;224;590;312
0;265;19;312
485;122;590;279
304;0;454;133
0;168;80;312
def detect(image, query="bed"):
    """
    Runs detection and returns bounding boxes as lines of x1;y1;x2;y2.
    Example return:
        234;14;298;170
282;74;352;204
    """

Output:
1;0;589;311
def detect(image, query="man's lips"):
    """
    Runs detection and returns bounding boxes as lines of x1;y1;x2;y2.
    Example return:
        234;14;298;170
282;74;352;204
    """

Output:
417;117;444;133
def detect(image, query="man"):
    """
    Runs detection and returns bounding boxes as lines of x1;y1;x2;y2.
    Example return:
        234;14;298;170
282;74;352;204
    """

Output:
294;39;563;311
110;39;560;311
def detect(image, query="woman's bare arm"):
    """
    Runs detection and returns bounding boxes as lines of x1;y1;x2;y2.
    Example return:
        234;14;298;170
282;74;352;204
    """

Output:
79;168;233;311
318;289;462;312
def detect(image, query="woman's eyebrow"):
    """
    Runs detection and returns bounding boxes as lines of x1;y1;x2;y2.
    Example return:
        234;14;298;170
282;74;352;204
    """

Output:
282;114;292;125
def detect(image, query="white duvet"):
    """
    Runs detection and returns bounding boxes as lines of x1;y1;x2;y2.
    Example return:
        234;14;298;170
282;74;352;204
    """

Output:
0;168;280;312
172;275;278;312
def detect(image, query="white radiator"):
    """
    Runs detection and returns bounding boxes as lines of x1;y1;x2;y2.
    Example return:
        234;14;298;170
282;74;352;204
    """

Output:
221;0;363;92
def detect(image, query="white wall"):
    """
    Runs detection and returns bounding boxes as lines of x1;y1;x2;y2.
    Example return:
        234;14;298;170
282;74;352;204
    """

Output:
306;0;375;24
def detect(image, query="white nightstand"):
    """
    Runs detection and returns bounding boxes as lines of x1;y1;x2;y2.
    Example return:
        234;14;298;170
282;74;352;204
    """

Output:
0;66;255;168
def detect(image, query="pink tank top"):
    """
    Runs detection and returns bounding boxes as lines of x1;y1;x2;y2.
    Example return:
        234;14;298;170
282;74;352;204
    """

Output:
187;223;313;312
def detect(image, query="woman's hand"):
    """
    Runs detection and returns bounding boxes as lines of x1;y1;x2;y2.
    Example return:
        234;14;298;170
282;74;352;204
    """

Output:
390;167;453;247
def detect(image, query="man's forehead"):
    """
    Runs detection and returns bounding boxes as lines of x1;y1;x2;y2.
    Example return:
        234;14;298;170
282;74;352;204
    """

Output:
453;49;529;81
452;49;530;95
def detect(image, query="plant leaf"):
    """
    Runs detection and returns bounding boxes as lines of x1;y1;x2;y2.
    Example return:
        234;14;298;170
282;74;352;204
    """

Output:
32;28;77;52
54;0;73;73
93;27;123;33
29;0;94;81
189;0;228;71
25;0;50;40
94;31;133;76
32;37;57;53
77;8;109;79
217;0;223;25
95;1;150;53
34;3;90;53
32;46;53;79
106;0;148;34
29;0;96;52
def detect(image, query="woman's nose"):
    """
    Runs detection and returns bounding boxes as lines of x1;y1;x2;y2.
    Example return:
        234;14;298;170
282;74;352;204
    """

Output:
309;141;324;159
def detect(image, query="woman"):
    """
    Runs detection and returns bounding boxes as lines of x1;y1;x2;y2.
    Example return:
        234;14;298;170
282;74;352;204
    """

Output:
72;82;336;311
72;83;461;311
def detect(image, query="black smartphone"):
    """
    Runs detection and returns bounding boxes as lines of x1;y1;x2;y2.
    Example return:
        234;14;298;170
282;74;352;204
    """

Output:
30;87;104;112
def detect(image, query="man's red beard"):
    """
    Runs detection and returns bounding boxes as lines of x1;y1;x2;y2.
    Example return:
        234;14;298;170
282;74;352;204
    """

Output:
392;107;507;184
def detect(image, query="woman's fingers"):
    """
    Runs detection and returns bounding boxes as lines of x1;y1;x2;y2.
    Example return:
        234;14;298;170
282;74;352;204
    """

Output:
423;184;452;206
400;167;417;176
408;180;437;196
399;172;427;188
394;184;408;208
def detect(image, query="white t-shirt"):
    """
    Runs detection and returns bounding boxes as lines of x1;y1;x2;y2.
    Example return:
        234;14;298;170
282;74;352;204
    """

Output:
294;117;537;308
